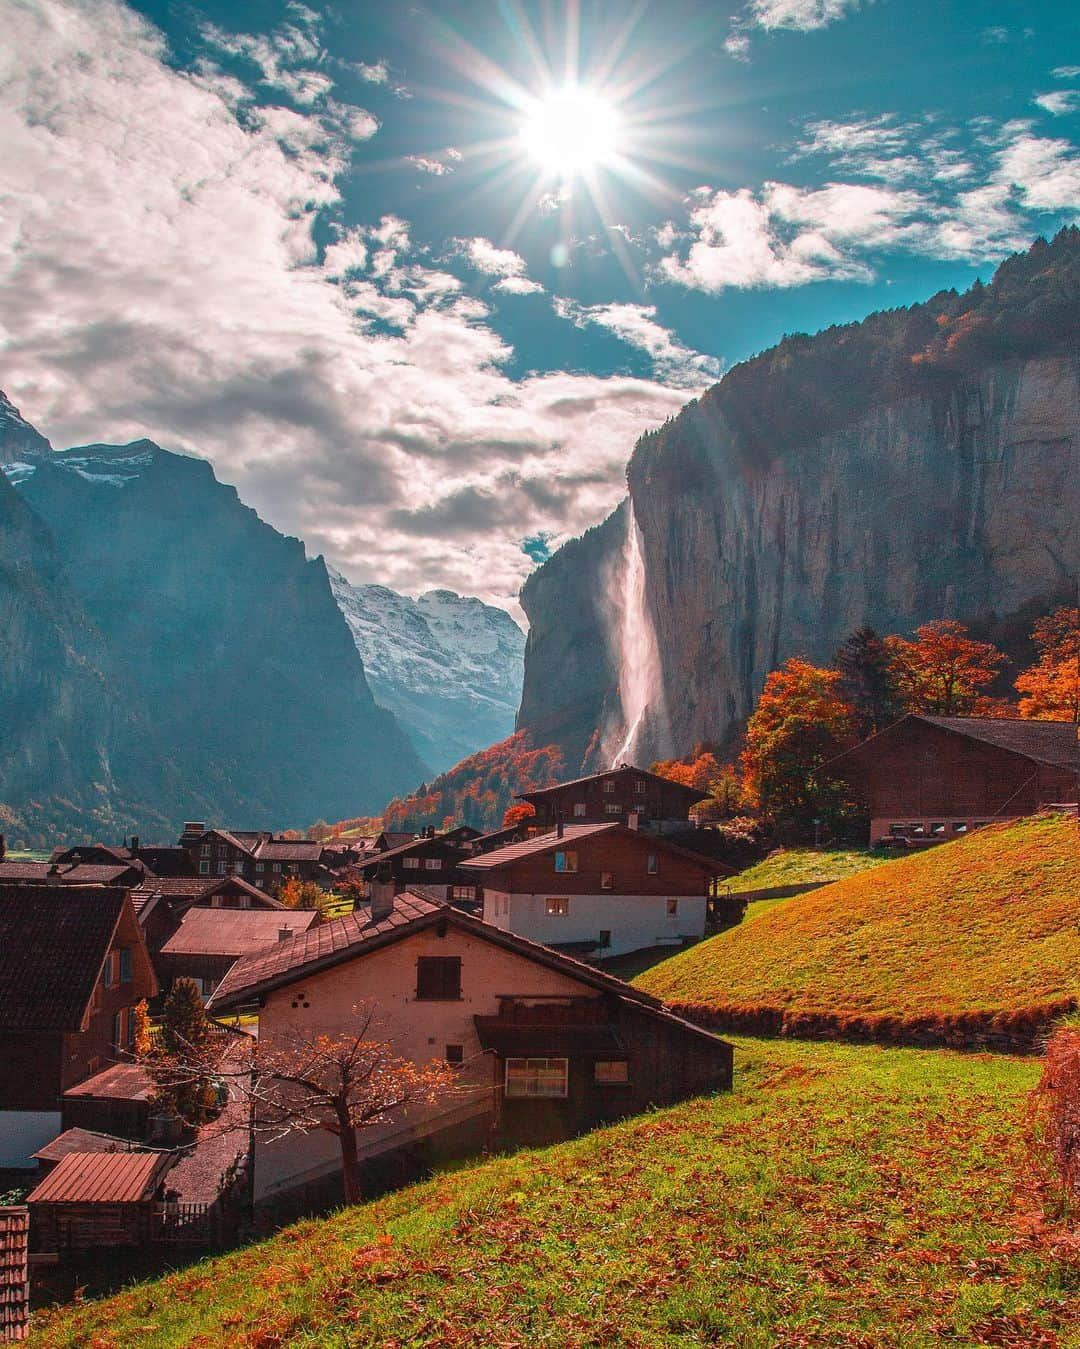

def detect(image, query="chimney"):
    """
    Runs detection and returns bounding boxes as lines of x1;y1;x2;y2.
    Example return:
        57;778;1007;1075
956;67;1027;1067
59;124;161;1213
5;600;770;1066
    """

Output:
556;809;564;839
370;863;395;922
131;835;140;853
278;925;293;942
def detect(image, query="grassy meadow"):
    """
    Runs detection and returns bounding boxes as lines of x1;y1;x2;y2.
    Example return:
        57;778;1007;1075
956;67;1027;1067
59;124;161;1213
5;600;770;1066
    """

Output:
638;814;1080;1035
727;846;895;891
29;1036;1080;1348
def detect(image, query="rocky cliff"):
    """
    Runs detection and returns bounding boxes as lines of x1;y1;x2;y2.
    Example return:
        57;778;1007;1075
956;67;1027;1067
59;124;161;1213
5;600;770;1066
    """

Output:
518;231;1080;769
328;570;525;776
0;407;424;843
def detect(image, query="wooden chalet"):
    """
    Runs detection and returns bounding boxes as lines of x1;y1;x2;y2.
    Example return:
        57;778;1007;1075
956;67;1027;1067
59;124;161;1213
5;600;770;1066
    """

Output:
178;824;327;889
832;715;1079;846
26;1150;173;1254
0;860;148;889
158;906;319;999
516;765;708;834
208;892;731;1201
49;839;194;878
131;874;287;959
354;831;472;904
0;886;157;1170
459;822;732;958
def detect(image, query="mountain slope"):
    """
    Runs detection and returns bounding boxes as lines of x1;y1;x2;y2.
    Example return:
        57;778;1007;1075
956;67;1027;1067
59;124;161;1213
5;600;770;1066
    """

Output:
636;812;1080;1042
0;401;423;842
31;1040;1068;1349
517;229;1080;769
329;570;525;775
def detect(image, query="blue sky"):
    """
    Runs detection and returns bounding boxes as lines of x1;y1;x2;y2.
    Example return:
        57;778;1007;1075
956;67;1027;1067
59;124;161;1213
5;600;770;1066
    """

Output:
1;0;1078;609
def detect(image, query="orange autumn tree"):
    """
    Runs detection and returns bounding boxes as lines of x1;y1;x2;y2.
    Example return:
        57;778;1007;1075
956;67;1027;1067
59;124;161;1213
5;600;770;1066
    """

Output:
652;750;750;821
885;620;1006;716
501;801;536;829
740;659;858;833
1016;606;1080;723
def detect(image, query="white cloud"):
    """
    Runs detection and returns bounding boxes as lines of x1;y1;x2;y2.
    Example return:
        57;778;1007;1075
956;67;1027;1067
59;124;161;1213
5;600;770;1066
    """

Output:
724;32;751;60
554;300;721;389
748;0;860;31
996;133;1080;212
1052;66;1080;79
407;155;454;175
454;237;545;294
1035;90;1080;117
0;0;693;611
355;59;389;84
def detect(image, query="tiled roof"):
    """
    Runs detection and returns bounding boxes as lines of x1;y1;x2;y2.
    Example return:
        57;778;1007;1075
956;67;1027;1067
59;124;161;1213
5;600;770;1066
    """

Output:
63;1062;153;1102
0;1206;28;1343
31;1129;138;1163
26;1151;171;1205
0;861;139;885
210;892;441;1006
516;765;709;803
922;716;1079;772
458;822;617;870
253;839;324;862
375;832;416;850
356;836;461;869
131;875;285;908
0;862;50;882
160;906;318;958
833;714;1080;774
0;886;127;1032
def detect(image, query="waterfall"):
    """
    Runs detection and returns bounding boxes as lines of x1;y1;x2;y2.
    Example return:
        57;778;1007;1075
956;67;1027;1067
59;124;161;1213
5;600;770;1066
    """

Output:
609;501;665;766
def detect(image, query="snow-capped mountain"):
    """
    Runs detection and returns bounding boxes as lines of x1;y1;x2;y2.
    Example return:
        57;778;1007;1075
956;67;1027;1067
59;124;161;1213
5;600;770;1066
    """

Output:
328;568;526;775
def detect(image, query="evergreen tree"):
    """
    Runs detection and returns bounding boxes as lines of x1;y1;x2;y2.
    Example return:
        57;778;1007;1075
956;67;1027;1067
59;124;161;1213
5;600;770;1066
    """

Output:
834;626;903;736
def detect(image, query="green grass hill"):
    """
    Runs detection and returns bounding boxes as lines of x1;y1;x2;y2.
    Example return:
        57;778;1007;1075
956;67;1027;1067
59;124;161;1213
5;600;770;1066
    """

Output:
638;813;1080;1047
29;1038;1079;1348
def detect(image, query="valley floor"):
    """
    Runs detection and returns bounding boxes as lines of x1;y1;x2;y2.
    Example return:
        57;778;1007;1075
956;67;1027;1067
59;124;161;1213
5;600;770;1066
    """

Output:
30;1037;1080;1348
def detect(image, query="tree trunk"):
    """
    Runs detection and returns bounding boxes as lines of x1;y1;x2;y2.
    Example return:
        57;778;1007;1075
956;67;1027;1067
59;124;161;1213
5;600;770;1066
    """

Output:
338;1123;362;1205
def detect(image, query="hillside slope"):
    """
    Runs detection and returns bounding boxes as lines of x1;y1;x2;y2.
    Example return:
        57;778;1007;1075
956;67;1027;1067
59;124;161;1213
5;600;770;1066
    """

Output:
0;403;423;843
518;229;1080;768
31;1038;1075;1348
637;813;1080;1042
329;569;526;775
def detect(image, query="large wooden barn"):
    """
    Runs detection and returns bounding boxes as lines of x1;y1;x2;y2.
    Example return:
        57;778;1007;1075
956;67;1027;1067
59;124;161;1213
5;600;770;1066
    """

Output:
832;715;1078;845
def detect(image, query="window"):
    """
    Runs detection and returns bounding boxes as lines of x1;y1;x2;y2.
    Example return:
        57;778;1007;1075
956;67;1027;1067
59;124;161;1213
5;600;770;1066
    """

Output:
101;953;116;989
199;860;209;875
546;896;569;916
416;956;462;1000
505;1058;568;1098
217;861;227;875
600;872;614;890
634;779;646;795
402;856;421;870
909;823;925;837
239;896;251;909
424;858;442;871
666;899;678;916
604;803;621;816
200;844;210;857
594;1060;630;1085
889;824;905;836
953;822;968;834
445;1044;464;1065
931;823;946;835
603;779;616;794
118;947;133;983
647;853;659;875
272;863;281;872
553;850;578;874
451;885;476;901
573;802;587;817
973;822;988;830
111;1008;126;1051
598;929;611;948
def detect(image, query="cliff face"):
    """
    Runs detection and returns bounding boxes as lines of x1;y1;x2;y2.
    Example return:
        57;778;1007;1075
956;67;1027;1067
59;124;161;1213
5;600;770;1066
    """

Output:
519;355;1080;769
1;413;424;843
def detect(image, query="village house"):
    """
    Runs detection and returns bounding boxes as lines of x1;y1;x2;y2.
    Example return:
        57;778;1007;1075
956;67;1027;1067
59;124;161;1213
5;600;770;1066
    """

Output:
49;839;196;878
458;822;732;958
353;830;475;907
515;765;709;834
0;859;149;889
131;874;289;960
208;892;732;1205
831;715;1079;846
177;824;327;889
158;906;319;999
0;886;157;1171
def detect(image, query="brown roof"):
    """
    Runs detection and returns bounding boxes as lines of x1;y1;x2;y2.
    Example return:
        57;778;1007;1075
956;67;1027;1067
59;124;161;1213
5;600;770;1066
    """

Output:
0;1206;29;1343
0;861;141;885
356;835;463;871
374;832;416;850
32;1129;139;1163
516;765;709;804
63;1062;153;1103
458;822;730;874
0;862;50;882
26;1151;171;1205
132;875;286;908
0;886;128;1032
160;906;318;958
833;714;1080;774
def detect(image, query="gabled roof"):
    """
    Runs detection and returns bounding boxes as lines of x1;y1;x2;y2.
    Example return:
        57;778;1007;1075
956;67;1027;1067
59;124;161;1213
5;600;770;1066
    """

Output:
0;860;143;885
131;875;286;909
32;1128;138;1164
160;906;318;958
374;831;416;850
356;834;463;870
833;714;1079;774
63;1062;153;1102
209;891;665;1013
516;764;709;804
0;886;130;1032
458;822;731;874
27;1151;171;1205
252;839;324;862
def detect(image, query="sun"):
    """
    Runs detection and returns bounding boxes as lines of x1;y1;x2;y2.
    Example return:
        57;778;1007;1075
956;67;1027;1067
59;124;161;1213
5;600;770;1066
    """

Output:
520;86;620;178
